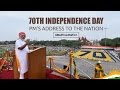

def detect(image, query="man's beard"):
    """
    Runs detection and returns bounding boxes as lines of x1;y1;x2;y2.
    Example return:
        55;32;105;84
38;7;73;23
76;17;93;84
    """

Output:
21;38;25;41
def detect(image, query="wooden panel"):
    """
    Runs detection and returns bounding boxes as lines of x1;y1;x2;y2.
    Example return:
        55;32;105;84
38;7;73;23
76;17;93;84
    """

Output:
13;54;20;79
28;47;46;79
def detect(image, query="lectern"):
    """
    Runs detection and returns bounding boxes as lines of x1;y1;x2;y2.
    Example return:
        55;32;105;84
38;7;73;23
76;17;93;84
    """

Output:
28;47;46;79
13;47;46;79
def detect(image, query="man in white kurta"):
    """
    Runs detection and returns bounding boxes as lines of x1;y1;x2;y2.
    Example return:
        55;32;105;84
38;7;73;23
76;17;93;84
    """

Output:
15;32;29;79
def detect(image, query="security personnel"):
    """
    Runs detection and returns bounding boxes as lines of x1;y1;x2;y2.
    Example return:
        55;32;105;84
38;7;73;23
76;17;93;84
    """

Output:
94;61;105;78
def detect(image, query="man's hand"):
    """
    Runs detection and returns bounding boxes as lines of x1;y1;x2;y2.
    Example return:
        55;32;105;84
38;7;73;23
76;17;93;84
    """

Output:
25;39;30;45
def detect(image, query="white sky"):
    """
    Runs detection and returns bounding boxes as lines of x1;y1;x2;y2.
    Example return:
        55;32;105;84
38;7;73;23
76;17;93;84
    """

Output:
0;11;120;41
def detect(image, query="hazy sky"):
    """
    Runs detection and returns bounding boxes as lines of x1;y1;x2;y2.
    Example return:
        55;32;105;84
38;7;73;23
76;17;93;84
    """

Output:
0;11;120;41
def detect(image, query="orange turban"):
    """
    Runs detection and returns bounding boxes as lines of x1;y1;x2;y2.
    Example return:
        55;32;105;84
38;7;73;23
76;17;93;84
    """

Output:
19;32;26;36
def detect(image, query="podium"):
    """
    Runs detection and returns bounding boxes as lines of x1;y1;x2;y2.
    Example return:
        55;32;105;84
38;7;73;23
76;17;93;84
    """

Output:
28;47;46;79
13;47;46;79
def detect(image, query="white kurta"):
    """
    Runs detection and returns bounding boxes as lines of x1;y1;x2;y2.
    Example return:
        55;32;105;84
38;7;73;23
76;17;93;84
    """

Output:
15;39;29;74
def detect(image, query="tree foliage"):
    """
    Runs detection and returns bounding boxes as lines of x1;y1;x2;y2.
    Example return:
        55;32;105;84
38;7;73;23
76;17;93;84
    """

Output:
99;37;120;47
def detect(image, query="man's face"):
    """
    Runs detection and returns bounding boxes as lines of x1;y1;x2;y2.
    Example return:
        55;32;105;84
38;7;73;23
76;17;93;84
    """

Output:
19;34;26;40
